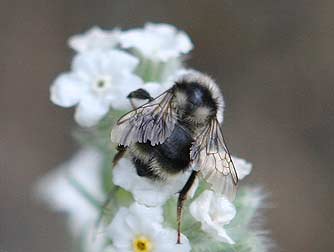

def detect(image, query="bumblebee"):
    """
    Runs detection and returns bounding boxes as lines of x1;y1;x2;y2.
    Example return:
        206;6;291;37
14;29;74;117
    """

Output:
111;70;238;243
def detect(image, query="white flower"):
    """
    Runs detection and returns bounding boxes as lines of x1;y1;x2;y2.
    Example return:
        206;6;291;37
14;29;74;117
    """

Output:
120;23;193;62
35;148;104;235
113;158;194;207
189;156;252;244
68;26;121;52
190;190;236;244
50;49;143;127
107;203;191;252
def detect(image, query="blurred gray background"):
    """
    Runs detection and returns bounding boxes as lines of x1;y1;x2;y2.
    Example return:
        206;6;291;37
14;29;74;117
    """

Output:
0;0;333;251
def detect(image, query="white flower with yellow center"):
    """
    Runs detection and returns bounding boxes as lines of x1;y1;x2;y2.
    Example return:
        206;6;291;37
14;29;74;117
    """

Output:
107;203;191;252
68;26;121;52
189;156;252;244
112;158;195;207
120;23;193;62
50;49;143;127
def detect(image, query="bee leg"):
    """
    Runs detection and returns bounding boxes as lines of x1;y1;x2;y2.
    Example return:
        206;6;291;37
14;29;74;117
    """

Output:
127;88;154;108
112;145;127;167
177;170;199;244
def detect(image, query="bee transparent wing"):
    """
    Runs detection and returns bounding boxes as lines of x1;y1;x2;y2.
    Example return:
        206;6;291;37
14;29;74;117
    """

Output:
190;119;239;200
111;90;176;147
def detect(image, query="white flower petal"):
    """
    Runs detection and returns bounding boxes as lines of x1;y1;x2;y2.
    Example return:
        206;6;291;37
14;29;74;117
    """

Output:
69;26;121;52
109;207;134;242
72;49;139;76
113;159;191;206
72;51;101;77
50;73;86;107
190;190;236;244
232;156;252;180
74;94;110;127
189;190;212;221
202;222;235;244
103;50;139;73
130;202;164;224
120;23;193;62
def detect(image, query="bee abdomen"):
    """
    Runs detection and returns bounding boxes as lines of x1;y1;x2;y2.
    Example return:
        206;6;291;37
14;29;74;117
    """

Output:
151;123;192;174
130;123;193;180
132;157;159;180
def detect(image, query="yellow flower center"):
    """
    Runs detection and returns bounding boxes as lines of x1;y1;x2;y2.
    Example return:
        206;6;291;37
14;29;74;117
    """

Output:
133;235;153;252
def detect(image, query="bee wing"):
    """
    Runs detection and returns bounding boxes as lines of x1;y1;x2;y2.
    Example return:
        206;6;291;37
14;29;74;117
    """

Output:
190;119;239;200
111;90;176;147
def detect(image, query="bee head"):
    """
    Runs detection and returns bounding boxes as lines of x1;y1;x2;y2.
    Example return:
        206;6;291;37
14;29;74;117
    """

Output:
174;81;218;124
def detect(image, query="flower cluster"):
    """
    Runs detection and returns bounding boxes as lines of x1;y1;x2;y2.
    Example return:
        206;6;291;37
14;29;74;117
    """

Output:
36;23;271;252
51;23;190;127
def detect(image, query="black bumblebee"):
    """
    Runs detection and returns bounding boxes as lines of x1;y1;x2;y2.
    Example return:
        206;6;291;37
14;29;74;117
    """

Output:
111;71;238;243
